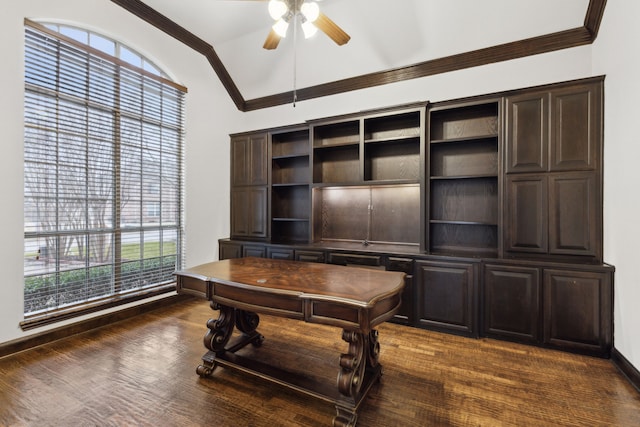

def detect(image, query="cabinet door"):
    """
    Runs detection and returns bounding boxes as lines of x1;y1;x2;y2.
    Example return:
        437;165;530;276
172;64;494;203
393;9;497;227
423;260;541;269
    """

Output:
549;172;600;257
387;257;415;326
232;133;268;186
415;260;476;336
505;92;549;173
549;83;601;172
219;241;242;260
505;174;548;253
242;244;266;258
543;269;612;355
267;247;294;260
483;264;540;343
231;187;268;238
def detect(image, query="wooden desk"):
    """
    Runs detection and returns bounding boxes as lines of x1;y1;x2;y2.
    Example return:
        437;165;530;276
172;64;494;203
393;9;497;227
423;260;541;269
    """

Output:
175;257;405;426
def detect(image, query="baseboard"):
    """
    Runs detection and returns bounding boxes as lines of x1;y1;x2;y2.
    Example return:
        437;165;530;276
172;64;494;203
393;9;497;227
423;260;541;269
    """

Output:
0;293;193;359
611;347;640;393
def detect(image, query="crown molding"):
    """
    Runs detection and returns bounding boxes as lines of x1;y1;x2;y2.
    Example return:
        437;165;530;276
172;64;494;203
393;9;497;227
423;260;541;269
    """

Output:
111;0;607;112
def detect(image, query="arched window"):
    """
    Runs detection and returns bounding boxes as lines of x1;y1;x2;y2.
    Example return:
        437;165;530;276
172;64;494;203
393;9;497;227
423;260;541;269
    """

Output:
23;19;187;327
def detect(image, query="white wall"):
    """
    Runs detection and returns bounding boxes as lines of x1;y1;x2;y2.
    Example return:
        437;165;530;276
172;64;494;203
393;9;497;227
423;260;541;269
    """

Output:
593;2;640;370
1;0;637;375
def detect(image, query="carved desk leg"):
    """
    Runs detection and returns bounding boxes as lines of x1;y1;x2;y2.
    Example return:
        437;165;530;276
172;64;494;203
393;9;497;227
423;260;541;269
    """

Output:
334;329;382;427
197;304;265;377
197;302;235;377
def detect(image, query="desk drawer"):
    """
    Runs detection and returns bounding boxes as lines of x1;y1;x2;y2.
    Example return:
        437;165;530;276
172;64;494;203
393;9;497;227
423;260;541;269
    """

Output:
212;282;304;319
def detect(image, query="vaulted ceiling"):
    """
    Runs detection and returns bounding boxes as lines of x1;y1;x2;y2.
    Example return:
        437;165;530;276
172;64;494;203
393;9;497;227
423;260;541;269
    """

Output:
111;0;606;111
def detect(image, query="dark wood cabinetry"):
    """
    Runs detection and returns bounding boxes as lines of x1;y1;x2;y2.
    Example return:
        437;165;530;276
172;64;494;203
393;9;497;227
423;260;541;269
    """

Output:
505;80;603;261
270;127;311;244
223;76;612;358
231;133;268;186
231;187;268;238
415;259;477;336
230;133;268;239
310;106;425;248
483;264;541;342
544;268;612;355
428;100;501;258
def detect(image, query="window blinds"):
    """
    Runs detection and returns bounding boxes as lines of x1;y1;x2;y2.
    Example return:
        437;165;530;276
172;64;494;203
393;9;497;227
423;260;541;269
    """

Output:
23;22;186;323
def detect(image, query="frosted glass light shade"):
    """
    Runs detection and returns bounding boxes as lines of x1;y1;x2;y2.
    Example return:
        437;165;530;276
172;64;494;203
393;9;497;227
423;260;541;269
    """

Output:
273;19;289;37
301;21;318;38
268;0;288;20
300;2;319;22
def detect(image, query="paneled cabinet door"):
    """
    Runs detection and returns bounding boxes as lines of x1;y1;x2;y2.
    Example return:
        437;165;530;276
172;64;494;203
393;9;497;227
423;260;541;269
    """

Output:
231;133;268;186
505;174;548;253
543;269;612;355
506;81;601;174
415;260;476;337
219;241;242;260
231;187;268;238
505;91;549;173
483;264;541;343
549;83;601;172
549;172;600;257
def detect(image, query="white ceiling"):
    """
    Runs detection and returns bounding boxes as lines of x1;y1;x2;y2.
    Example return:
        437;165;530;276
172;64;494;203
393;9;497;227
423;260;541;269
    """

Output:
139;0;590;100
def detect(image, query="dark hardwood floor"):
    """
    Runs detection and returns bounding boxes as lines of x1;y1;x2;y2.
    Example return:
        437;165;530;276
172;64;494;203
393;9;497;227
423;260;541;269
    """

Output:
0;298;638;426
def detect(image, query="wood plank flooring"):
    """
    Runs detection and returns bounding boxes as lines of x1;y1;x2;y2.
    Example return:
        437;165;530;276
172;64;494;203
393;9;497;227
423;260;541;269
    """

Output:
0;298;638;426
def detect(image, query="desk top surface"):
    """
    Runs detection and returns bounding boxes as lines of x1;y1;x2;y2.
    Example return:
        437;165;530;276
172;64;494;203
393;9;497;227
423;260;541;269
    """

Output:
176;257;405;308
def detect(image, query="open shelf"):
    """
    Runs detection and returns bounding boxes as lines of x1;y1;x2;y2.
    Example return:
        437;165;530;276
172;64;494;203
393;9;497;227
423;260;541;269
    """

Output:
272;155;309;185
364;110;421;142
430;138;498;177
428;101;500;256
430;177;498;224
364;138;420;182
272;129;309;157
270;127;311;244
430;222;498;258
313;120;359;148
430;103;499;141
313;144;360;184
271;219;309;244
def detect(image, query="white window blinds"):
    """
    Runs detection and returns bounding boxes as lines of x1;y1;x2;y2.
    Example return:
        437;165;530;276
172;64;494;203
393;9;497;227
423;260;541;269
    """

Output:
23;20;186;326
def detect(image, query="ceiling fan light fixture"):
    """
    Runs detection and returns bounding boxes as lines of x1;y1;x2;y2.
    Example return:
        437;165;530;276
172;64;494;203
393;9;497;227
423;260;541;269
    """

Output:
301;20;318;38
272;18;290;37
268;0;288;20
300;2;320;22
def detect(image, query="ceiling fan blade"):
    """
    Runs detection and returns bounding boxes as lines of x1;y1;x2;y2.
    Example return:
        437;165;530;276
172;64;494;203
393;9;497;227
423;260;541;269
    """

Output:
263;28;282;50
314;12;350;46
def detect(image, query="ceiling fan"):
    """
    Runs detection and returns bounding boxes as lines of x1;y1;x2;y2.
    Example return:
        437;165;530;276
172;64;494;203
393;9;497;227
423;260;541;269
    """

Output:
260;0;351;50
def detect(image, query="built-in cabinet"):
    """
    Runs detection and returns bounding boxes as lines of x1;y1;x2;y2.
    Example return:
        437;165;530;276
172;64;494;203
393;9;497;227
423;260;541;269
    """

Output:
270;127;311;244
505;80;603;260
415;259;477;336
310;106;424;248
427;100;500;258
230;133;268;239
225;76;613;358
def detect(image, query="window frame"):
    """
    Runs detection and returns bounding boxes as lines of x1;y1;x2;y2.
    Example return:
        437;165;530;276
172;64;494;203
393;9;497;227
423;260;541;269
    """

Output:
22;19;187;330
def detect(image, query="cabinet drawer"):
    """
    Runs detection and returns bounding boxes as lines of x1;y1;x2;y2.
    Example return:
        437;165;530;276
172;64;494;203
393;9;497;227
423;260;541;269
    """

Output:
295;250;325;263
387;257;414;273
328;253;383;268
267;247;294;260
